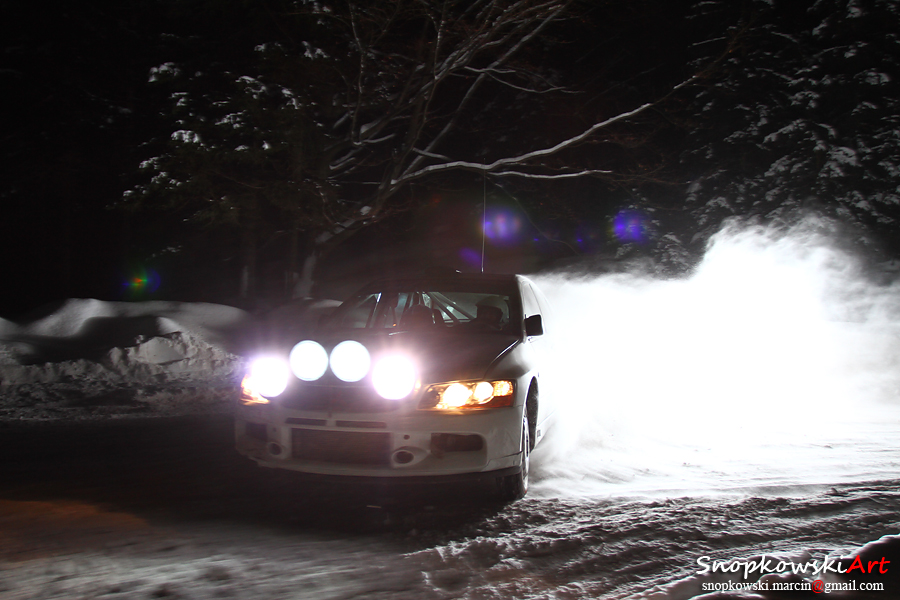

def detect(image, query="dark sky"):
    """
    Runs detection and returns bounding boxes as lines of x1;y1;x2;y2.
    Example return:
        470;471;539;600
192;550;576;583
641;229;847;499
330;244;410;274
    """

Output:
2;2;165;316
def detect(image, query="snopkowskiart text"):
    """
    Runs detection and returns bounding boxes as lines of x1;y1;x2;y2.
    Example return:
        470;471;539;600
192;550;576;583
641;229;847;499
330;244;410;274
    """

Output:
696;555;889;579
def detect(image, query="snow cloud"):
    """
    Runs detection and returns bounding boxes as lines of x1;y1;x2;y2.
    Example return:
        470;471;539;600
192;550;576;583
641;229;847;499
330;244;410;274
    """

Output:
531;215;900;497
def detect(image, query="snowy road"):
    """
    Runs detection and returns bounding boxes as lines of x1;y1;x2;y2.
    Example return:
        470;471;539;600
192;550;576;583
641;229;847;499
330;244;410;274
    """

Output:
1;415;899;600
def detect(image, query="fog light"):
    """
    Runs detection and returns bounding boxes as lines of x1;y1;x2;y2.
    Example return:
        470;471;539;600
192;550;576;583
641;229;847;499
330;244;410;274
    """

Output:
394;450;414;464
372;355;417;399
246;357;289;398
290;340;328;381
330;340;371;382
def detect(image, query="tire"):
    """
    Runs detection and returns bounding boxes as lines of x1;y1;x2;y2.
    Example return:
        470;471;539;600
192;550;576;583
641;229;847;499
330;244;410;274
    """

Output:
497;408;530;502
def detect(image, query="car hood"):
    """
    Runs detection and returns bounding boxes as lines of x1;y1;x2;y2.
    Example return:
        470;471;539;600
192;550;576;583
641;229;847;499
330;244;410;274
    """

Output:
317;330;520;383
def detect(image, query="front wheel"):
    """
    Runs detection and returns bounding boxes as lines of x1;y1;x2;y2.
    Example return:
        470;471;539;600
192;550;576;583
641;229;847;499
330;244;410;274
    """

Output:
497;410;530;502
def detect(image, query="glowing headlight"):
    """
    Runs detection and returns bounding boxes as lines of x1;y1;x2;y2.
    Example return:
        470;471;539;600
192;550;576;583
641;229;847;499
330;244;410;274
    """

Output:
244;357;290;399
372;355;417;399
289;340;328;381
472;381;495;402
419;380;515;410
441;383;471;407
330;340;370;382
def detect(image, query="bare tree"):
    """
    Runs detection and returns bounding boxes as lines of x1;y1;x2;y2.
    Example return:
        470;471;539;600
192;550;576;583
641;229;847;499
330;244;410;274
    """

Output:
128;0;697;299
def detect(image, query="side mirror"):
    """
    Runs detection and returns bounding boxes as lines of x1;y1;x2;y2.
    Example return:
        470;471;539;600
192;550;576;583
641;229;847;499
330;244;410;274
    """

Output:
524;314;544;337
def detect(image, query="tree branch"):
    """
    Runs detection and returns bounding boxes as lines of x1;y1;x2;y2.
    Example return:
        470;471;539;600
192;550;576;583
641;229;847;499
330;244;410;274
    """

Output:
394;74;698;185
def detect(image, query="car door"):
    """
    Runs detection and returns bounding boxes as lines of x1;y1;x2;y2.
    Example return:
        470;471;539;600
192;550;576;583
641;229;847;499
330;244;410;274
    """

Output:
519;278;557;441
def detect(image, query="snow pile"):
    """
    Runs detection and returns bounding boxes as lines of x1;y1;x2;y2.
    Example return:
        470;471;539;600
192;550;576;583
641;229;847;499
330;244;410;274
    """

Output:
0;300;249;421
104;329;239;383
1;330;238;386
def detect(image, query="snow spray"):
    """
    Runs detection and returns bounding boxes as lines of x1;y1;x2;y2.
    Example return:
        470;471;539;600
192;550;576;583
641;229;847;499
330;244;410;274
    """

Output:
529;216;900;497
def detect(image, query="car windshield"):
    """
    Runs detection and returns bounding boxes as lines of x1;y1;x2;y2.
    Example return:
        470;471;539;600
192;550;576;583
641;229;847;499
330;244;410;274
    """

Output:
327;281;520;334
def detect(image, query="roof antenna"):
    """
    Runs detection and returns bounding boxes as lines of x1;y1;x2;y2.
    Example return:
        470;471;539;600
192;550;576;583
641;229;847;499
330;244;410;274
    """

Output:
481;170;486;273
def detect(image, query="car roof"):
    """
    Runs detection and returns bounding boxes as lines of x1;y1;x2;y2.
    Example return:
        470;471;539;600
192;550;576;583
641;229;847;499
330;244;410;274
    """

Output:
353;271;522;293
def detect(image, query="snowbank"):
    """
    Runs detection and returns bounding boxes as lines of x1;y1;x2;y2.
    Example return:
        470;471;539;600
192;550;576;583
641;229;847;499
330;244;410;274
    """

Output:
0;299;250;421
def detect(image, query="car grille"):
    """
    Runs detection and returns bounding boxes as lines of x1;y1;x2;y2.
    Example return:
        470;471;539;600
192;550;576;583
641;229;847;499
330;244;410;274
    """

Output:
290;428;391;466
281;385;400;413
244;422;268;442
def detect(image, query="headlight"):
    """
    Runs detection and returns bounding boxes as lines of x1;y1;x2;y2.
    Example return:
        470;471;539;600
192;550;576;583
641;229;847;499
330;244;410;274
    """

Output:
419;380;515;410
289;340;328;381
372;355;417;399
330;340;371;382
241;357;290;403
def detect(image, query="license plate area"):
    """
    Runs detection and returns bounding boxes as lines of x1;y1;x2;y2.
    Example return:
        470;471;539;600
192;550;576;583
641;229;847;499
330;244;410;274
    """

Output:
290;429;391;466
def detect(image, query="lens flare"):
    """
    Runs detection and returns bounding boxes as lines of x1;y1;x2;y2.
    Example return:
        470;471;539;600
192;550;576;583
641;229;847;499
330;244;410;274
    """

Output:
459;247;482;268
121;267;161;298
483;207;524;245
289;340;328;381
574;223;604;251
612;210;651;243
329;340;371;382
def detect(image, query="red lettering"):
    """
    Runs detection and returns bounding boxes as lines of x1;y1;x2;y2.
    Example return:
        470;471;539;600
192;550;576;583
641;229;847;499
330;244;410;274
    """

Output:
879;557;890;574
846;556;866;574
868;560;880;573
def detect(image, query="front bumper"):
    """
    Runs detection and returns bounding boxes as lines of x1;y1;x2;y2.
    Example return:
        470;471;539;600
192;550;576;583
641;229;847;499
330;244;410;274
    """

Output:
235;396;524;478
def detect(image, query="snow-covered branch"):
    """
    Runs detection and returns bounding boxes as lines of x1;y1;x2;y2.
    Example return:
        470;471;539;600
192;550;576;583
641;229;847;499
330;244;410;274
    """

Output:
488;169;614;179
394;73;696;186
463;66;565;93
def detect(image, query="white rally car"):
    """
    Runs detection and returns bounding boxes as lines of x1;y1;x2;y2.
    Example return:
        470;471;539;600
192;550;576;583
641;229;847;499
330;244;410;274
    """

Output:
235;272;555;500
